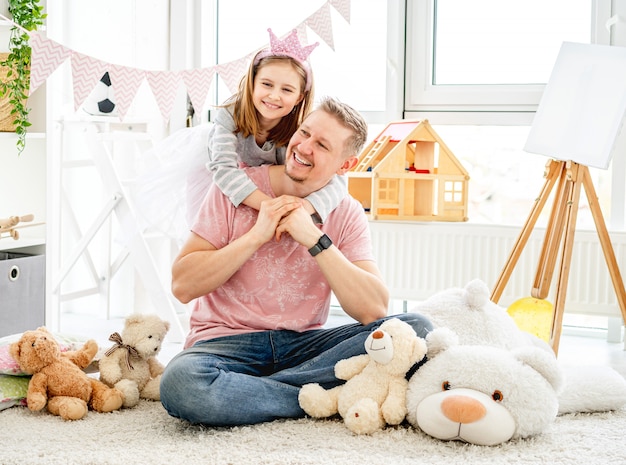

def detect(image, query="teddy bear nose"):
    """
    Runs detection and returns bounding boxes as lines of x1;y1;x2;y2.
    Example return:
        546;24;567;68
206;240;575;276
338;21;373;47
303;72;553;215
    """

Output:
372;330;384;339
441;395;487;424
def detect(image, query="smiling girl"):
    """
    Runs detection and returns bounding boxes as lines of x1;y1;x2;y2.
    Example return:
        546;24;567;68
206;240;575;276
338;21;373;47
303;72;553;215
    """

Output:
202;28;347;223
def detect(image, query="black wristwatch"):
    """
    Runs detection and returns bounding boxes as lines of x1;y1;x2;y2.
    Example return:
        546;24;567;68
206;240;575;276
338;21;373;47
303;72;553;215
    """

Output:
308;234;332;257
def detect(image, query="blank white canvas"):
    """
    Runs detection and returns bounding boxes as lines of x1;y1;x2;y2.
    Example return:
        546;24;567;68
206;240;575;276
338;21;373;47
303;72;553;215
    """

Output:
524;42;626;169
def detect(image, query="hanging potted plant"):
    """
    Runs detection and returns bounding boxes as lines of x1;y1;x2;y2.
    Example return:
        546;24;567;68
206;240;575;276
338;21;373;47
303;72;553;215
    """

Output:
0;0;45;154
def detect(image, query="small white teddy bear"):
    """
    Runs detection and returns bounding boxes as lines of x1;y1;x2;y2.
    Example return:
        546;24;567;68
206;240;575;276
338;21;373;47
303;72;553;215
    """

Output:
299;318;427;435
99;314;170;408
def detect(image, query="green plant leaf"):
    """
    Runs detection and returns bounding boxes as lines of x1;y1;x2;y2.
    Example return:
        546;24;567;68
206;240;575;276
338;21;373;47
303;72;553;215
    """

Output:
3;0;46;155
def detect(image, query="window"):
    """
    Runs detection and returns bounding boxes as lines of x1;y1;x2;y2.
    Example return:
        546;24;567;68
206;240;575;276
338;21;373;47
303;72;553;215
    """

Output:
405;0;598;119
402;0;623;233
433;0;591;86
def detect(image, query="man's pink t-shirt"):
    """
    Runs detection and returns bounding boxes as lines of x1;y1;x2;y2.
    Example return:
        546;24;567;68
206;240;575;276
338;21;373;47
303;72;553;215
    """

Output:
184;165;374;348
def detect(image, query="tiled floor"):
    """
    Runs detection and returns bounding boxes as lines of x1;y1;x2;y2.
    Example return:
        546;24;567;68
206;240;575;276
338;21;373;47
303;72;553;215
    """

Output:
59;311;626;378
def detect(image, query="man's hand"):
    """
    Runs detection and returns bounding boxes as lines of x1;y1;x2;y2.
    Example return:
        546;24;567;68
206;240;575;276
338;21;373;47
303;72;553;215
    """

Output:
276;201;322;248
252;196;302;244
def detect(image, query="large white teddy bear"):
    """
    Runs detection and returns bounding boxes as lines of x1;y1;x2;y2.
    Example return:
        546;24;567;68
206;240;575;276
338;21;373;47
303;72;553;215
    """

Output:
410;279;545;350
405;279;626;445
406;327;564;445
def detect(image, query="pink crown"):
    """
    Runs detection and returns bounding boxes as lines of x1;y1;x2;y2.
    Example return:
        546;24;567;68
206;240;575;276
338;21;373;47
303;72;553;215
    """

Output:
254;29;319;90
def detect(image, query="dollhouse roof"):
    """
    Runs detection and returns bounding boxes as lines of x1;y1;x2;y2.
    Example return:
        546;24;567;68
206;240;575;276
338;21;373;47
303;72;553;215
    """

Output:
354;119;468;176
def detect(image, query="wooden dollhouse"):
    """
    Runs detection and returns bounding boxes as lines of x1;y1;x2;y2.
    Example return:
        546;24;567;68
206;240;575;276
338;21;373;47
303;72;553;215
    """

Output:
348;119;469;222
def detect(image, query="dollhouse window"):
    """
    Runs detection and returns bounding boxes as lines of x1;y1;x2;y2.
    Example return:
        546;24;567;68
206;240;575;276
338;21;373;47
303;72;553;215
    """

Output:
444;181;463;204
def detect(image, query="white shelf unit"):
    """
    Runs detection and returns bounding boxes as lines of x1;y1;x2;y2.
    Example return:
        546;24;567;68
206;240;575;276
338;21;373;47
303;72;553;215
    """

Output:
0;19;48;337
0;17;48;249
0;17;47;252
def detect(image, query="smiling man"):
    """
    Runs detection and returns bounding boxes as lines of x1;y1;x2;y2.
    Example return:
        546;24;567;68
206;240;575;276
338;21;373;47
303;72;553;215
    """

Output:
160;97;432;426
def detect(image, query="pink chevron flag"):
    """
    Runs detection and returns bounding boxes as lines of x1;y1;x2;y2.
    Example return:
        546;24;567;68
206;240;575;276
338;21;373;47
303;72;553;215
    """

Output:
295;24;309;45
108;64;146;121
71;52;108;110
330;0;351;23
216;56;250;96
146;70;181;123
29;32;71;94
181;67;216;115
306;3;335;51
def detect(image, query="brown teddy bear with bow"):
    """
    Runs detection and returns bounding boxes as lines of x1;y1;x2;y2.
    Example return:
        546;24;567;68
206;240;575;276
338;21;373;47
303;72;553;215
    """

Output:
9;327;124;420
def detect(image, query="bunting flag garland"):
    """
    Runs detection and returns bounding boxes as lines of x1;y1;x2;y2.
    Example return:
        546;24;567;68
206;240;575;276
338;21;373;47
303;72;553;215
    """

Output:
70;52;108;111
28;0;352;123
306;3;335;51
295;24;310;45
146;70;180;122
180;67;216;117
108;65;146;121
215;54;253;97
28;32;71;94
329;0;351;24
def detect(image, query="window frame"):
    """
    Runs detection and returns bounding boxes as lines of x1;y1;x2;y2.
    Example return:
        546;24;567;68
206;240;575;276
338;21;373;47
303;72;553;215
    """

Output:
403;0;612;125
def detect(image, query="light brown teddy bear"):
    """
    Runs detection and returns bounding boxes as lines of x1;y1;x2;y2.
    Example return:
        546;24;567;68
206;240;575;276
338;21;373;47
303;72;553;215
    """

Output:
99;314;170;408
9;327;124;420
298;318;427;435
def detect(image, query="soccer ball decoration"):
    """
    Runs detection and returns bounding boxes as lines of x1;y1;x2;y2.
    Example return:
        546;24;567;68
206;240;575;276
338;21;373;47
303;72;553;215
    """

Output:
82;72;116;116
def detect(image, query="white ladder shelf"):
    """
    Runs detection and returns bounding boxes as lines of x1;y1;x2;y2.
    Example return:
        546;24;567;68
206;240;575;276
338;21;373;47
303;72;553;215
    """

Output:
47;118;187;342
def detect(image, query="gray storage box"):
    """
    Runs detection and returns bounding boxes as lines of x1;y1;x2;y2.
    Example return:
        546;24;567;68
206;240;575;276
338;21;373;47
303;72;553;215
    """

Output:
0;251;45;337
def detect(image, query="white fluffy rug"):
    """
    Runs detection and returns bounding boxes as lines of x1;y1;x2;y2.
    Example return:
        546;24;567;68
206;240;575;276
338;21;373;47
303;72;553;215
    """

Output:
1;401;624;465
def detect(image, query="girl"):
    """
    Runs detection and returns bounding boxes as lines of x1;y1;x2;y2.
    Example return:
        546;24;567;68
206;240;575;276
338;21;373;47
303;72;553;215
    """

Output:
201;28;346;224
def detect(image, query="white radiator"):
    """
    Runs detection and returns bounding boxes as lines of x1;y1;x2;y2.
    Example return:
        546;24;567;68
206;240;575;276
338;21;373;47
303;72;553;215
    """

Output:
369;221;626;319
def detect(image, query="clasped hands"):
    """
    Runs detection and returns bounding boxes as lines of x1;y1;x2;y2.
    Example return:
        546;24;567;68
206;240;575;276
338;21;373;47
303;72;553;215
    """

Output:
252;195;321;250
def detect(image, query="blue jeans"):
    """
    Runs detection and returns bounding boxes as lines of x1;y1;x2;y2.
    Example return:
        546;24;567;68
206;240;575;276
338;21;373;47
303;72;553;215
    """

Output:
160;313;432;426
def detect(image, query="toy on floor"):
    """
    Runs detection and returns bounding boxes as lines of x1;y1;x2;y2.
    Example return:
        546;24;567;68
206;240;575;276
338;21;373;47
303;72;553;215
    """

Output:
406;279;626;445
409;279;546;350
9;327;124;420
99;314;170;408
298;318;427;435
406;327;564;445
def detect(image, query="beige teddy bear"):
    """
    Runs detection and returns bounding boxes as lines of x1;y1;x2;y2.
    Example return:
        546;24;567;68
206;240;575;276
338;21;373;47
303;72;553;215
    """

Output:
298;318;427;434
9;327;124;420
99;314;170;408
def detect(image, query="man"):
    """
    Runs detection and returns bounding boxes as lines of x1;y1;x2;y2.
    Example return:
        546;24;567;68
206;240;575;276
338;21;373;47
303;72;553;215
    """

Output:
160;97;432;426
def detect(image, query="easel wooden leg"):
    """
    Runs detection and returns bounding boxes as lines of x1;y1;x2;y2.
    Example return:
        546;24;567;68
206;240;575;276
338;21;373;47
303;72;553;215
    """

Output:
491;160;562;302
549;163;582;354
581;166;626;325
532;162;569;299
491;160;626;356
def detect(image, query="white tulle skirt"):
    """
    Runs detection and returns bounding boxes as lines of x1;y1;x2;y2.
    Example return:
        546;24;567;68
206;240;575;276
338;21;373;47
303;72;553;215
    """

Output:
131;123;214;245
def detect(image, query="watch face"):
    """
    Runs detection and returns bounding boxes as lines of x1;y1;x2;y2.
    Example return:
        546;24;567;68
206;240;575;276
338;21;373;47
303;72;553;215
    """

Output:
319;234;332;249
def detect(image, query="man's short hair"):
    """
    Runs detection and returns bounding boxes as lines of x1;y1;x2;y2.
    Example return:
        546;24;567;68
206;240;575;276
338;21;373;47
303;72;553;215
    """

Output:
317;97;368;158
